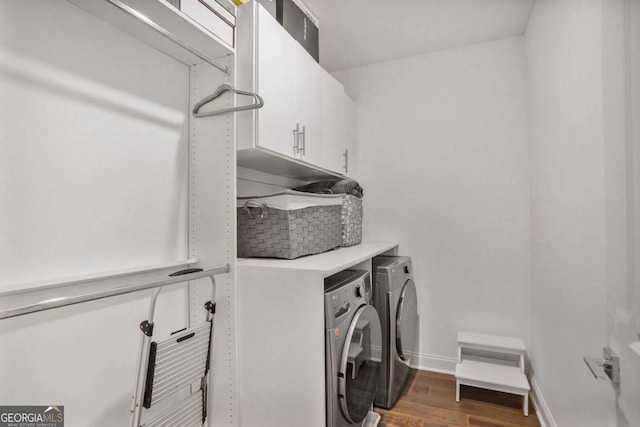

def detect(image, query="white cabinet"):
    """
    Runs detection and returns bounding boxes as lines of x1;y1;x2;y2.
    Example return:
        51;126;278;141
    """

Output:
236;242;399;427
237;2;348;179
294;45;322;162
238;3;320;160
344;93;357;176
253;3;300;158
320;67;347;174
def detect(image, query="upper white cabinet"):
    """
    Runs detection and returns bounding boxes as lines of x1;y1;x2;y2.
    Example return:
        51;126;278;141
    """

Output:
320;67;347;174
294;43;322;164
344;93;357;176
252;3;301;157
247;4;321;160
237;1;348;179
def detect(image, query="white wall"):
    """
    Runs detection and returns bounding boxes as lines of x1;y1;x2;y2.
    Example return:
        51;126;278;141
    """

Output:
526;0;640;425
0;1;190;288
525;1;608;424
602;0;640;424
0;2;192;426
334;37;531;368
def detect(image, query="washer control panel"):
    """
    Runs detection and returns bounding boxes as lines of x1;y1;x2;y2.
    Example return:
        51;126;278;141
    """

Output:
324;270;370;329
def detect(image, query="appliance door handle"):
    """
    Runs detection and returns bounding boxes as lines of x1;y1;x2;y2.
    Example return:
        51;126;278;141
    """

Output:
334;302;350;319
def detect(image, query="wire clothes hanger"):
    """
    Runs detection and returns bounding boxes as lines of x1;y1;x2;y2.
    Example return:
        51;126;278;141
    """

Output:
192;83;264;118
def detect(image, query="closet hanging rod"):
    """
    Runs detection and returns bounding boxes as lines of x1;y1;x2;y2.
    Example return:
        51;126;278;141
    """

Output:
104;0;230;75
193;83;264;117
0;264;230;320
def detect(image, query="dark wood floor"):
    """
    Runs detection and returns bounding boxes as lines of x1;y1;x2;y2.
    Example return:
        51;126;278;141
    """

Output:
376;370;541;427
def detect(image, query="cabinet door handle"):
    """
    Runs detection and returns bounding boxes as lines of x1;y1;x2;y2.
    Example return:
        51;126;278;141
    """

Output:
292;123;300;155
303;17;307;41
343;149;348;173
299;125;306;156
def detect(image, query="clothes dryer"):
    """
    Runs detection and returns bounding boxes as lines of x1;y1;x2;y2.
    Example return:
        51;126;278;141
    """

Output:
325;270;382;427
371;256;418;409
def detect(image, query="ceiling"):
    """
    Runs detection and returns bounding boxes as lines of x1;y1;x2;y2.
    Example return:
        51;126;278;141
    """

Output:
301;0;536;72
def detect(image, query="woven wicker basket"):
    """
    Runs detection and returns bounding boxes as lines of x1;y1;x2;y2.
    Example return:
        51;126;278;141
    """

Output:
340;195;363;247
293;180;364;247
237;191;343;259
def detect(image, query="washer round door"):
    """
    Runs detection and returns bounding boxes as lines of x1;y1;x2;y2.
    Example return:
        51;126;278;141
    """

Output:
338;305;382;424
396;279;418;361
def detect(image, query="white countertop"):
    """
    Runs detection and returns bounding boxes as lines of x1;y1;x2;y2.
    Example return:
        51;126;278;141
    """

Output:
237;241;399;277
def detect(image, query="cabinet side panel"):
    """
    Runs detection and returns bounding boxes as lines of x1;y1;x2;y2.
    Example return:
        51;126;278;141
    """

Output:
235;1;257;150
237;268;326;427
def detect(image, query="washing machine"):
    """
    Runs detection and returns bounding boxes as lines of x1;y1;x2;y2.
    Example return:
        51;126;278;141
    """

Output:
325;270;382;427
371;256;418;409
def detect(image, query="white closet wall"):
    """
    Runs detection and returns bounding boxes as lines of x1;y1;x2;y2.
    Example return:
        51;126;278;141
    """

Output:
334;36;531;371
0;1;190;287
0;1;237;426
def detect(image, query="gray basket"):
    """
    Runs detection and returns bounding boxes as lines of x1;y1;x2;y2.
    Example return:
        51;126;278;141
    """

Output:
237;193;343;259
341;195;363;247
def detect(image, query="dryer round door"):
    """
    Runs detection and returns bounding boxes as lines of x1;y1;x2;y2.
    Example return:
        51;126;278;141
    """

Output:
338;305;382;424
396;279;418;361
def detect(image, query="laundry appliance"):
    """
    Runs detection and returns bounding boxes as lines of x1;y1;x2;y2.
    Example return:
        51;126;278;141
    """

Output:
325;270;382;427
371;256;418;409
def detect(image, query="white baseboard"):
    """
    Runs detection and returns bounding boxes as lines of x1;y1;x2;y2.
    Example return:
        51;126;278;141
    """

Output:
408;352;553;427
530;376;556;427
407;351;457;374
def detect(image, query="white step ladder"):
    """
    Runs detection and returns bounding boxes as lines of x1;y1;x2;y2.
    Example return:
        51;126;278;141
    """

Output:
454;331;531;416
131;268;217;427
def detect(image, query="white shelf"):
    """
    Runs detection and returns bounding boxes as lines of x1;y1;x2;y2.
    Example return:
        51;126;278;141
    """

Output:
237;242;398;277
237;147;347;182
67;0;234;69
455;359;530;391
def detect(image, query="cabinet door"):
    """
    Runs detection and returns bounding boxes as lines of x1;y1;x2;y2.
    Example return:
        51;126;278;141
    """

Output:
319;68;346;173
294;44;321;163
256;4;300;158
344;94;357;176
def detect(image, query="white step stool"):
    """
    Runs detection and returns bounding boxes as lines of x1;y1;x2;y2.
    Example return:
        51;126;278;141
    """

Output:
454;331;531;416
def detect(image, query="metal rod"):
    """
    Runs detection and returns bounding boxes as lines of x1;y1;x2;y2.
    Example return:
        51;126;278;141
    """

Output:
147;287;164;324
0;259;198;297
104;0;230;75
0;265;230;320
